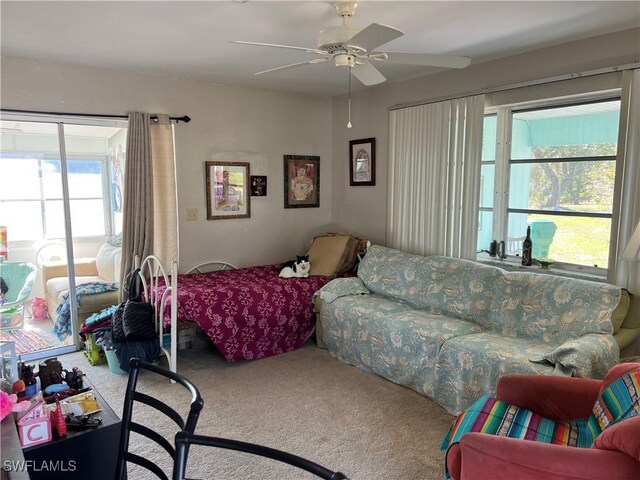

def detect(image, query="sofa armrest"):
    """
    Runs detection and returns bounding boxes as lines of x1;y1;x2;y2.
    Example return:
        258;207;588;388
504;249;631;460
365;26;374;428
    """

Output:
496;374;601;420
314;277;370;305
529;334;619;378
455;433;640;480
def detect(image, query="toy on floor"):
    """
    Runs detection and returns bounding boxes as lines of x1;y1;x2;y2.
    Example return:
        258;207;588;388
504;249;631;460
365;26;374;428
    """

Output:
31;297;48;321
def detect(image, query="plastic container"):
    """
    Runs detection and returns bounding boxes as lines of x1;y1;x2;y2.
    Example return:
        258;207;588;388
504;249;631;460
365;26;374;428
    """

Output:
83;333;106;366
530;220;558;259
104;348;126;375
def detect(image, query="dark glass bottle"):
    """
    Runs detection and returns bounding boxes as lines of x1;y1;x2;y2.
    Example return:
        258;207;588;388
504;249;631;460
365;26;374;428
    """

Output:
522;226;533;266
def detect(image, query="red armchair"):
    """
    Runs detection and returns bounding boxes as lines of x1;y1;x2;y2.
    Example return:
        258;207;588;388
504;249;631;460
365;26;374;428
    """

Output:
446;363;640;480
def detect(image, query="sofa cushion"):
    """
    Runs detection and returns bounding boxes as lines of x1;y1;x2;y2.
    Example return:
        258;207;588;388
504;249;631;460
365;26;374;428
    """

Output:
320;294;485;402
434;333;557;414
96;243;121;283
357;245;503;325
442;395;595;452
489;273;621;343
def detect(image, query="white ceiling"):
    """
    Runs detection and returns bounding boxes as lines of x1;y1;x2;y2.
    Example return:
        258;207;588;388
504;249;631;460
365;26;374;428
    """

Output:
1;1;639;96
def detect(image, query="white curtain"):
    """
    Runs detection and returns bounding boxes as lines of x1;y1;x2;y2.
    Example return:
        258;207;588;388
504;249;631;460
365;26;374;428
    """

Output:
387;95;485;258
120;112;178;293
608;69;640;322
150;114;179;267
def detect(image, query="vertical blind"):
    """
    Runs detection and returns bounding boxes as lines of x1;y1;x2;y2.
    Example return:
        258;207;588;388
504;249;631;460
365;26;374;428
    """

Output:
387;95;485;259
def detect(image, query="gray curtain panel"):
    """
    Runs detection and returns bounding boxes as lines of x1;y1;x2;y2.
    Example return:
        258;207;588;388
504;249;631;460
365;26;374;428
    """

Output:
120;112;154;300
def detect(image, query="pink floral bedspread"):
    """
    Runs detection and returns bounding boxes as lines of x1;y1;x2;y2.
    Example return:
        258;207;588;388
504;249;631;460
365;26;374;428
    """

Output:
158;265;331;361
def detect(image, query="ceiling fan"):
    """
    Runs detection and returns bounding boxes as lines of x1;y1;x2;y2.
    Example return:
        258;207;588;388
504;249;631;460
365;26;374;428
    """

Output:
232;1;472;87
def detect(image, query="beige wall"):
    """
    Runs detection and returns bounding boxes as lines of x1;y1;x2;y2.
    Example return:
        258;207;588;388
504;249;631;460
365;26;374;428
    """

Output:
331;28;640;245
2;27;639;268
0;56;333;270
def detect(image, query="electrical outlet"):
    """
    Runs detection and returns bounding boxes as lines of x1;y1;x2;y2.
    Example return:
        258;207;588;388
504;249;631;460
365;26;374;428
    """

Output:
186;208;198;221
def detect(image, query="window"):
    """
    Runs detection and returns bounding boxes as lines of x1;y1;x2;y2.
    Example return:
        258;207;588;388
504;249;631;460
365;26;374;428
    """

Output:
0;121;126;242
478;97;621;275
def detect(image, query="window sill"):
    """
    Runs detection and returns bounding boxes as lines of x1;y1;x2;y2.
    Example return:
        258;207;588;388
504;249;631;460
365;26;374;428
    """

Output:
476;255;608;283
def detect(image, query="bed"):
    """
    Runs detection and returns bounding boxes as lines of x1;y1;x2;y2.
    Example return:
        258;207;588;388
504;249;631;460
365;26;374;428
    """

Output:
156;263;332;361
147;233;364;365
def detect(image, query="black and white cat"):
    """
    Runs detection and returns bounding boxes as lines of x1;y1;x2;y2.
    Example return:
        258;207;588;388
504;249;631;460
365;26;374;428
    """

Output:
279;255;310;278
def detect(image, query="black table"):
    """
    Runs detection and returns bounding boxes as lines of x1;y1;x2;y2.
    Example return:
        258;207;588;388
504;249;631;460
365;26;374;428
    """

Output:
21;376;121;480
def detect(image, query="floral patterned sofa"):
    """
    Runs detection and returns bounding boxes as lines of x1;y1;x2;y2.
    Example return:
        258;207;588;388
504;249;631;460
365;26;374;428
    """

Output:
315;245;632;415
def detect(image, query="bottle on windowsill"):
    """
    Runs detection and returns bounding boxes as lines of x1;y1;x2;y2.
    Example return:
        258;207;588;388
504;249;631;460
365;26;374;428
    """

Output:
522;226;533;266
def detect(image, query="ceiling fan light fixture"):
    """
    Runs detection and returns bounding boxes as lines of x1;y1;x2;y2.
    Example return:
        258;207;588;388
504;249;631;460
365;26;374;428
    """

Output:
335;54;356;68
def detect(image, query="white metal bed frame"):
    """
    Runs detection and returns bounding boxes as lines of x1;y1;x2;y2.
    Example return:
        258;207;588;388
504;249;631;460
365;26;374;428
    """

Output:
134;255;178;375
185;261;237;274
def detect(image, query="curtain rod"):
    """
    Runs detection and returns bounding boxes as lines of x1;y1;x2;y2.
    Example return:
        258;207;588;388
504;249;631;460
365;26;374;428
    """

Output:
389;62;640;111
0;108;191;123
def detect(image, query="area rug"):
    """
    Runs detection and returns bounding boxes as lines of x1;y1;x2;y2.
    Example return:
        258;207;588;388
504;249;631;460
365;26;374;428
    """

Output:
0;328;58;354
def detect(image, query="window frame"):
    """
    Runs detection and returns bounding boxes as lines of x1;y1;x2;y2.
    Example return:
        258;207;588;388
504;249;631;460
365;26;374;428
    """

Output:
0;154;112;242
480;91;622;278
0;113;127;247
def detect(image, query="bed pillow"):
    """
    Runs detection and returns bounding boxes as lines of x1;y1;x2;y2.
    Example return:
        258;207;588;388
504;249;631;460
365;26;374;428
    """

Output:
308;234;356;277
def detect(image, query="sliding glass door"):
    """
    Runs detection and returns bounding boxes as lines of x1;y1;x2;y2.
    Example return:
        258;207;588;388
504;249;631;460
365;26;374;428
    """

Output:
0;115;127;360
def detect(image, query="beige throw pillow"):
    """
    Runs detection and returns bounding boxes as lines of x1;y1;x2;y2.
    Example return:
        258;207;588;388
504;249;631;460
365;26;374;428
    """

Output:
308;235;353;277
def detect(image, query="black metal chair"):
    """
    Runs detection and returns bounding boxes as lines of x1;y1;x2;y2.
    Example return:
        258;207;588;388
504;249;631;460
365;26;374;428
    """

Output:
116;358;204;480
173;431;349;480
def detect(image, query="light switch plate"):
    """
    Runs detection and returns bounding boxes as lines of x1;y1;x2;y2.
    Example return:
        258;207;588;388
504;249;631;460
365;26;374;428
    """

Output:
186;208;198;221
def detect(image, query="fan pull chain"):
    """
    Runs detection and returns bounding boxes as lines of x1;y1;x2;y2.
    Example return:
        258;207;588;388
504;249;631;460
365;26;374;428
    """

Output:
347;67;352;128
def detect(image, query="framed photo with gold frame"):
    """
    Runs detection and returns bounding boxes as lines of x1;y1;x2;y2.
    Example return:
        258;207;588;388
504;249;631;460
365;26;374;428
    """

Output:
205;161;251;220
349;137;376;186
284;155;320;208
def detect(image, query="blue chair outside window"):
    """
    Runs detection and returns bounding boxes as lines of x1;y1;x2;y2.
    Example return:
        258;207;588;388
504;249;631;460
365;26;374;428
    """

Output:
0;262;37;329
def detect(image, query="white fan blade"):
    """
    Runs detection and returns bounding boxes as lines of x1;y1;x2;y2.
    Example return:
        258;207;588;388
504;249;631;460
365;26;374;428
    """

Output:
255;58;328;76
347;23;403;53
231;41;329;56
351;61;386;86
382;52;471;69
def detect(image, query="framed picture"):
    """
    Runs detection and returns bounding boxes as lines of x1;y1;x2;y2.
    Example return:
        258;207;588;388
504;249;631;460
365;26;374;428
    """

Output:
205;161;251;220
284;155;320;208
250;176;267;197
349;137;376;186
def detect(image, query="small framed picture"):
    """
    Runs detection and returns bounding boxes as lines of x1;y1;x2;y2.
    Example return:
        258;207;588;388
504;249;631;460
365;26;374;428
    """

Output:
349;137;376;186
250;176;267;197
205;161;251;220
284;155;320;208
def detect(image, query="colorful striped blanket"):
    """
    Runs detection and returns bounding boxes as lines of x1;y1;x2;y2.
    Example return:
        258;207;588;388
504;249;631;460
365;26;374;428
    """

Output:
440;396;594;451
441;368;640;479
52;282;118;340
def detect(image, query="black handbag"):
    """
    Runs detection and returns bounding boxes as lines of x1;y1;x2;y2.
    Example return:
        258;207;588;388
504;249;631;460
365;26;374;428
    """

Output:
112;302;126;342
113;268;156;341
123;301;155;340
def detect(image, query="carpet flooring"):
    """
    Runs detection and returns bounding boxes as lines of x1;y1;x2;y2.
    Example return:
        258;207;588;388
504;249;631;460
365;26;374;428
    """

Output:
60;341;454;479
